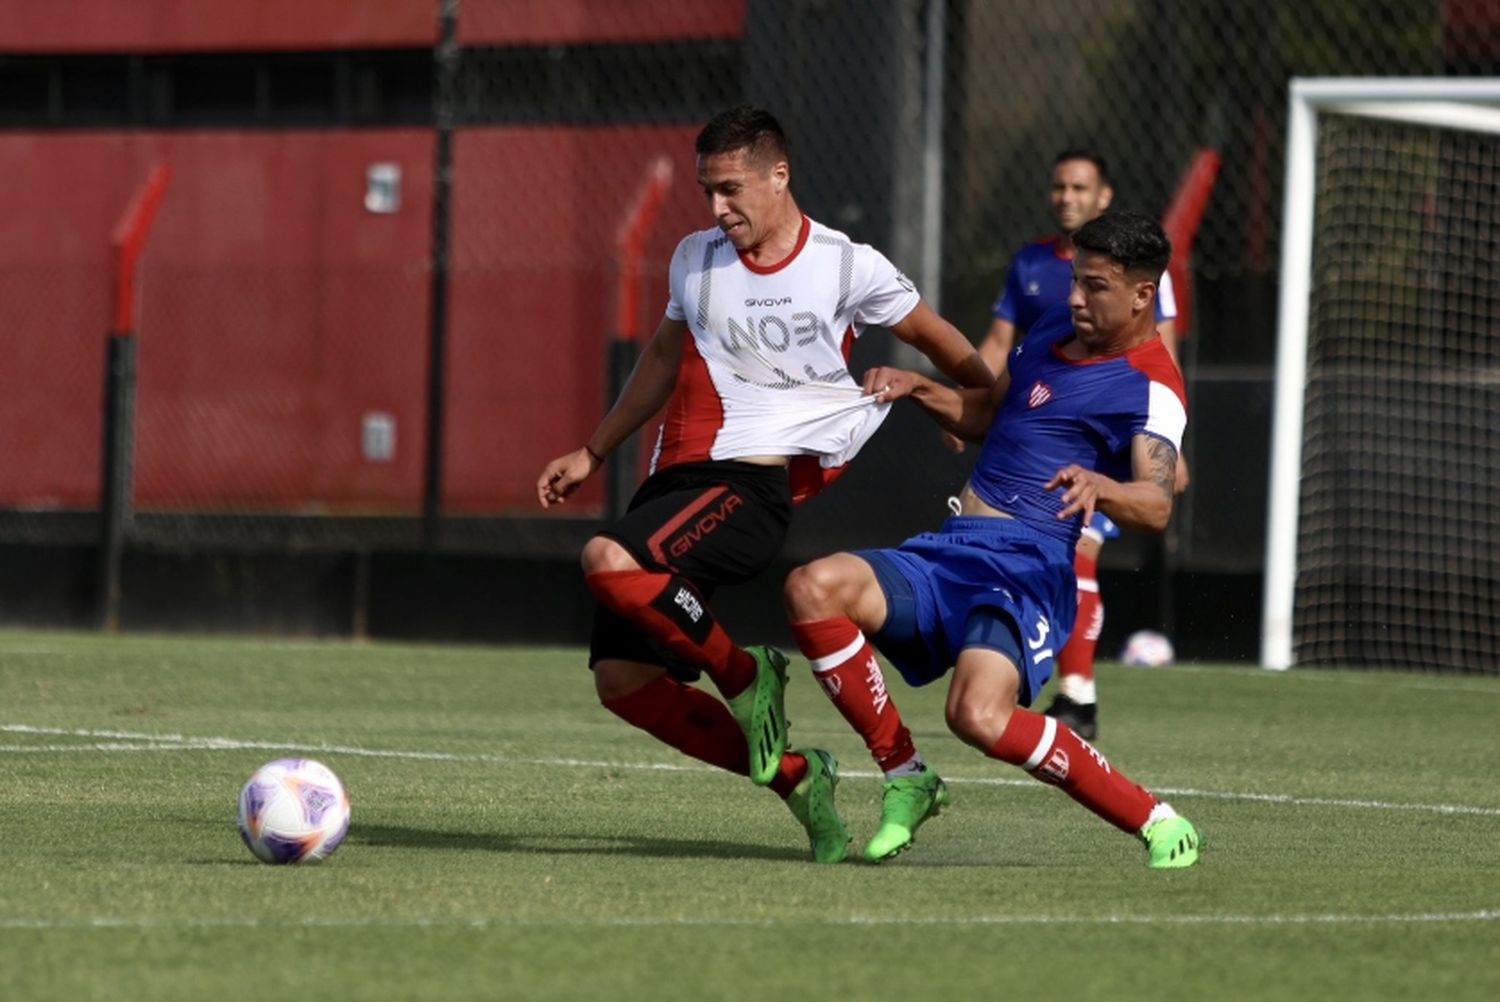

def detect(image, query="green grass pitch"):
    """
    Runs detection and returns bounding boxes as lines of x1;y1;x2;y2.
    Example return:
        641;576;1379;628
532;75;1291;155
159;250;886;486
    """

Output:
2;630;1498;1001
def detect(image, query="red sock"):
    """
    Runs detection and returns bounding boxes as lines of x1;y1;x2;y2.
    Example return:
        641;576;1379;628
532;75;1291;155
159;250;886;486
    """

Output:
1058;550;1102;682
791;618;916;772
989;707;1157;832
601;676;805;798
586;570;755;698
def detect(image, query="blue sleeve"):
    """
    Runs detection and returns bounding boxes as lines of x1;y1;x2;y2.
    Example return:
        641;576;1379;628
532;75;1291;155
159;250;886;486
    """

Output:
992;257;1023;323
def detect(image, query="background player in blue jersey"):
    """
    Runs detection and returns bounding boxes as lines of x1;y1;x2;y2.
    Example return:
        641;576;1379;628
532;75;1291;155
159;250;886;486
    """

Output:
972;149;1187;741
779;210;1201;868
979;150;1180;373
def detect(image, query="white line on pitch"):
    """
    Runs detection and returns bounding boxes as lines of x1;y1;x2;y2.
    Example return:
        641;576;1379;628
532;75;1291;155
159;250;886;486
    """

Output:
2;909;1497;931
5;722;1500;819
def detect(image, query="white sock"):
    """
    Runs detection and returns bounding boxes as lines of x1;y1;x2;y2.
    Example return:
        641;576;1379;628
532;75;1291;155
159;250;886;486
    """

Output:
884;754;928;780
1139;801;1179;836
1059;675;1097;704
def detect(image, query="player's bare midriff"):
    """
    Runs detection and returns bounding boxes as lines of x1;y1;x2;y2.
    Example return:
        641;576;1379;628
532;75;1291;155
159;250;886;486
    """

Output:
956;481;1016;519
735;455;791;467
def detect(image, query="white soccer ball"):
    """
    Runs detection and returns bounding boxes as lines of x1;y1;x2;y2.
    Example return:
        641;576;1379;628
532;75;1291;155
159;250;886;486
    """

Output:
1120;629;1176;667
237;758;351;865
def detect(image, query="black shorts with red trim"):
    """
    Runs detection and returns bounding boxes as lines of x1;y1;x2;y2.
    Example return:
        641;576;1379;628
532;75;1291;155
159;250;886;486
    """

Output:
589;460;792;675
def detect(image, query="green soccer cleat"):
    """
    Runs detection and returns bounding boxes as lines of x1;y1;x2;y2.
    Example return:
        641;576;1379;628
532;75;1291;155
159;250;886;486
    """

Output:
785;749;851;864
727;645;790;786
864;770;950;863
1143;815;1202;869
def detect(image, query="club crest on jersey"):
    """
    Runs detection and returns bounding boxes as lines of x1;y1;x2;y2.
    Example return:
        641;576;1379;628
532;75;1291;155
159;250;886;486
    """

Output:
1027;381;1053;409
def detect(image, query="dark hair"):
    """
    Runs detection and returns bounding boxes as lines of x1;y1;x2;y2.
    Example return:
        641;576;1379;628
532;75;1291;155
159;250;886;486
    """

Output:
696;106;790;168
1072;210;1172;279
1053;148;1112;188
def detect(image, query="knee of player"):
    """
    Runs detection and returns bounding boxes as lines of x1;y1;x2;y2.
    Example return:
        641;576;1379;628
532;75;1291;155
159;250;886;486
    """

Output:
944;691;1015;748
783;559;847;619
592;658;658;705
581;534;638;576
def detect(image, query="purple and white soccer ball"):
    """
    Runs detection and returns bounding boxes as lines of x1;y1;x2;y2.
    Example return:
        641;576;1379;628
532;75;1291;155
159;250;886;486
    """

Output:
237;758;351;865
1120;629;1176;667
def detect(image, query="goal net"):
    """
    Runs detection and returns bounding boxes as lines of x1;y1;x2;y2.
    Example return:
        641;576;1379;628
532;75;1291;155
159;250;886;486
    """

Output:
1263;79;1500;673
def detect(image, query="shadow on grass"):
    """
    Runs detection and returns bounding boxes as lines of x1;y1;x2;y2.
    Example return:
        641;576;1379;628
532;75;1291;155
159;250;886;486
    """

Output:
351;823;804;862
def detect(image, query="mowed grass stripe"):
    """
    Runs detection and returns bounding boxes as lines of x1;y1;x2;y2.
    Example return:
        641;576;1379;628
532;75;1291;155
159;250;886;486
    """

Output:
5;721;1499;818
5;908;1500;930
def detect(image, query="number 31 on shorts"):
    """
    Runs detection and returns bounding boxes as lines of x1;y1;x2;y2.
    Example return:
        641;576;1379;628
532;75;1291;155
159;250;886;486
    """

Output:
1027;615;1054;666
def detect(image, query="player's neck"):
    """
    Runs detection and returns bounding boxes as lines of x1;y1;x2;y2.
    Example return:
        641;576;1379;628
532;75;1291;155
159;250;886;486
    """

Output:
1069;316;1157;359
1103;316;1160;355
742;204;805;268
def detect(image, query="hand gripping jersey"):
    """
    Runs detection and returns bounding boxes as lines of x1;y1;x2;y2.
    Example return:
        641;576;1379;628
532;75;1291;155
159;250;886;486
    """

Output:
969;304;1187;546
993;236;1178;336
656;216;919;496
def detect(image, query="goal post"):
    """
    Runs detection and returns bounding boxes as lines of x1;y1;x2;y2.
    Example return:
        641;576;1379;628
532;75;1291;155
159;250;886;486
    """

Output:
1262;78;1500;671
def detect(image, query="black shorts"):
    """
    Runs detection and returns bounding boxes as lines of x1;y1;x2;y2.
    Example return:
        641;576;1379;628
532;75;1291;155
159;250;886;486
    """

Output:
589;460;793;675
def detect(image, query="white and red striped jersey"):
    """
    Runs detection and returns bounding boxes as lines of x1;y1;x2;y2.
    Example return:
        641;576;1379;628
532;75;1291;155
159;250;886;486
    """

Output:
652;215;919;478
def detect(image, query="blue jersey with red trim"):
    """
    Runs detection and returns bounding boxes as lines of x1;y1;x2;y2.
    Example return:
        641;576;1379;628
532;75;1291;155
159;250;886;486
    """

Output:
993;237;1177;335
969;304;1186;546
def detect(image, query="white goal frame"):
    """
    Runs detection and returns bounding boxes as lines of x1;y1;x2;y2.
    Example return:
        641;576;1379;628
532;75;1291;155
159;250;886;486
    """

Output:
1261;77;1500;669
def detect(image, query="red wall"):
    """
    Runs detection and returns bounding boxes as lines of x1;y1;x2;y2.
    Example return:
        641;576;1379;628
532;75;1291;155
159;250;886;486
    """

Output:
0;0;435;52
460;0;744;45
0;131;435;512
0;126;712;516
442;125;708;514
0;1;744;516
0;0;745;53
0;134;117;508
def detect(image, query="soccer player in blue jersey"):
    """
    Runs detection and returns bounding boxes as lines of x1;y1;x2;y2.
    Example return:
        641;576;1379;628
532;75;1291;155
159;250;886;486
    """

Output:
780;210;1202;867
972;150;1187;741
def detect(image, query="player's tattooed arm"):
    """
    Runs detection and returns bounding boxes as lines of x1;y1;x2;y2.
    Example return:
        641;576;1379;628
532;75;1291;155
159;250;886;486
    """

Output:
1090;433;1179;533
1144;437;1179;500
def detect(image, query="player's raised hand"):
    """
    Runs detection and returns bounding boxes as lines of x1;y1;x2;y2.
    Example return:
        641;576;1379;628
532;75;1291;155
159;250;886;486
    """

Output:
1045;464;1103;523
537;447;600;508
861;366;920;403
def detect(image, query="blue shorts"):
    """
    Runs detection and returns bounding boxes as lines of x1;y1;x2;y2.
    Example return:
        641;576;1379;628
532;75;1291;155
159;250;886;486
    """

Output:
856;516;1077;707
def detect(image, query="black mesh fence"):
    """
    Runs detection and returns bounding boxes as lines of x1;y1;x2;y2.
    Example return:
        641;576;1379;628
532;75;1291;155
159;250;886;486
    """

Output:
1;0;1497;637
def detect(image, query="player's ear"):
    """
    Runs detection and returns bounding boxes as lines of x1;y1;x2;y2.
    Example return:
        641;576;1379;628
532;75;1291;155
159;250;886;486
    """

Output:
772;161;790;193
1098;184;1114;210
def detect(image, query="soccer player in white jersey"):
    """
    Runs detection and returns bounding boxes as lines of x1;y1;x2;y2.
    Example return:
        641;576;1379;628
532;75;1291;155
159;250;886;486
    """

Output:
778;211;1202;867
537;106;992;863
